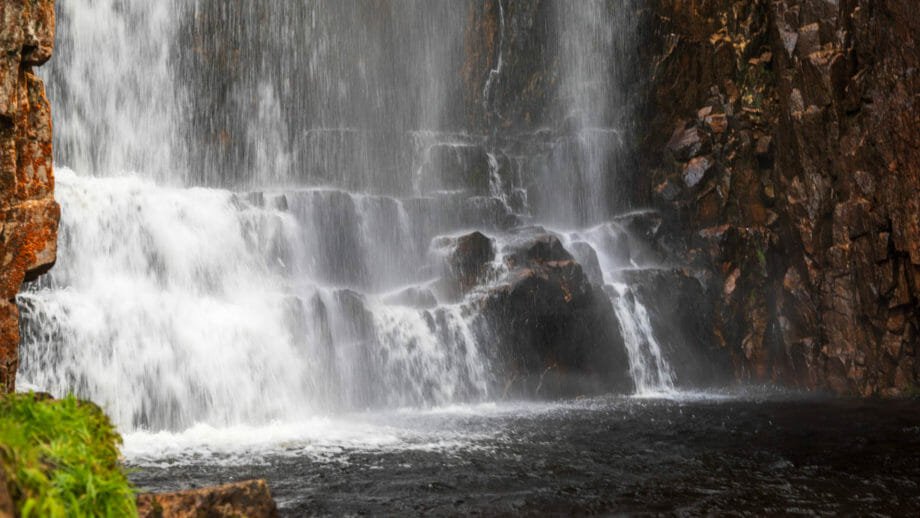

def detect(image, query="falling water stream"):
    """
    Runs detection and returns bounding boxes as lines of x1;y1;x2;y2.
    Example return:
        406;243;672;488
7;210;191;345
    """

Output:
19;0;674;429
15;1;915;515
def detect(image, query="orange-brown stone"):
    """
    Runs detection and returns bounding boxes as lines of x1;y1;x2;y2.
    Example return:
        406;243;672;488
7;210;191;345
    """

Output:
136;480;279;518
642;0;920;395
0;0;57;392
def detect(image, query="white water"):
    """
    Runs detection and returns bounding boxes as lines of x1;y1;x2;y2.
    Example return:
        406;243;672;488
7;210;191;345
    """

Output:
45;0;187;182
557;223;677;395
18;0;678;451
123;391;757;468
611;283;676;394
18;168;492;432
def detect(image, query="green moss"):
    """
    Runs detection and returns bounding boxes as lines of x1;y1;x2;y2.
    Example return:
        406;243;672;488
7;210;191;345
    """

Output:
738;62;775;113
0;393;137;518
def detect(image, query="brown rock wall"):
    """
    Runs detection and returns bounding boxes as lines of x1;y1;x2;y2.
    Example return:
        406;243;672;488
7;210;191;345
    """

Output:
0;0;58;392
643;0;920;394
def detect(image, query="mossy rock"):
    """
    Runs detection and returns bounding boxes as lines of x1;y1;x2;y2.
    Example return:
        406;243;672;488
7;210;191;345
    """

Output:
0;393;137;518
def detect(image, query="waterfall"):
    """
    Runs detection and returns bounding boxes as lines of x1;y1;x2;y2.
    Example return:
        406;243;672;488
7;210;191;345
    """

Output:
557;221;677;396
610;283;676;394
18;0;675;434
18;168;493;430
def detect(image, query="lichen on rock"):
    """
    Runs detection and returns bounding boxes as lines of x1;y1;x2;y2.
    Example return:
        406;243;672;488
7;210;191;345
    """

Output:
0;0;59;392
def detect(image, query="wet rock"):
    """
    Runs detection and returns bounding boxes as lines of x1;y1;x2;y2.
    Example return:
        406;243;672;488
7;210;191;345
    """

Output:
795;23;821;58
666;123;709;161
568;241;604;286
478;234;632;397
682;156;712;188
618;268;732;387
613;210;662;242
755;135;773;168
136;480;279;518
705;113;728;134
654;178;681;201
504;233;572;267
450;231;495;292
433;231;497;300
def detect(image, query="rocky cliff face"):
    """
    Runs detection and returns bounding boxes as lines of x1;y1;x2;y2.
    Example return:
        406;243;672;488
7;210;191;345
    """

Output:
642;0;920;395
0;0;58;392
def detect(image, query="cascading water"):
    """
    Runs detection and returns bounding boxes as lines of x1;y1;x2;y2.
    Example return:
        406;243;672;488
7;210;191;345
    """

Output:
18;0;676;443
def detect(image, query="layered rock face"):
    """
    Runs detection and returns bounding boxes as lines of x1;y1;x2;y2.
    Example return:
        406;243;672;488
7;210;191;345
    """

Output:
0;0;58;392
642;0;920;394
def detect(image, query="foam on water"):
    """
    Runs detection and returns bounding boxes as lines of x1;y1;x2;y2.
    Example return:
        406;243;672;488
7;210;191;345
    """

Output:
121;391;784;467
121;401;565;467
122;418;491;468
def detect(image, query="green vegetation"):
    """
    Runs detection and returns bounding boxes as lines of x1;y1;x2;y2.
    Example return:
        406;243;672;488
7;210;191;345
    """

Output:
0;393;137;518
738;61;775;114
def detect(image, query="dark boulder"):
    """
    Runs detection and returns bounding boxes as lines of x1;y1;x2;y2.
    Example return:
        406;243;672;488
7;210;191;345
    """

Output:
449;231;495;294
0;464;12;518
568;241;605;286
617;268;733;388
477;235;633;398
504;233;573;267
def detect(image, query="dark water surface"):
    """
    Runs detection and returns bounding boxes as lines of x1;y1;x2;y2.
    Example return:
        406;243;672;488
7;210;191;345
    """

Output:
128;392;920;516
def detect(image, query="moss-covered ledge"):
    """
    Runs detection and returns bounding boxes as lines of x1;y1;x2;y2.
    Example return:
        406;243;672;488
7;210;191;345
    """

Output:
0;393;137;517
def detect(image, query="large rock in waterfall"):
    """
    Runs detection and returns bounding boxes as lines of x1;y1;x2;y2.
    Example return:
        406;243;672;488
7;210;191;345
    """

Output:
448;231;634;397
617;267;733;388
447;231;495;296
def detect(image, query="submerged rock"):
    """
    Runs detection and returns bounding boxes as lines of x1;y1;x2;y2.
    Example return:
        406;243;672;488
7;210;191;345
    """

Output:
136;479;279;518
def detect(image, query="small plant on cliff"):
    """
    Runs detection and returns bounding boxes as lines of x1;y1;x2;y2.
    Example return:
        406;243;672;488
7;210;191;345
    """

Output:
0;393;138;517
